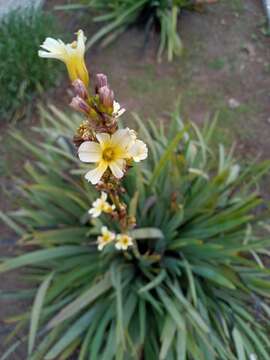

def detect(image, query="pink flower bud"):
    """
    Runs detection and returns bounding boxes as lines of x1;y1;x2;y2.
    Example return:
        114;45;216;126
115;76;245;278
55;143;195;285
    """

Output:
72;79;88;100
95;73;108;93
98;86;114;108
70;96;90;115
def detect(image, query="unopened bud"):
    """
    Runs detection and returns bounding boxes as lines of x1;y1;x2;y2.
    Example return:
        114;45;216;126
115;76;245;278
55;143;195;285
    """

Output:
70;96;90;115
72;79;88;100
98;86;114;108
95;73;108;93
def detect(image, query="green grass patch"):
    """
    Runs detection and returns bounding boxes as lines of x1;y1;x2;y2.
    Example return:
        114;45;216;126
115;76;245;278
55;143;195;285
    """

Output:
0;7;61;121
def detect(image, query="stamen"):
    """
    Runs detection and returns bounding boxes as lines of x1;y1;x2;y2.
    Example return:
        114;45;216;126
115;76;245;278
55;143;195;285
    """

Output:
102;147;115;161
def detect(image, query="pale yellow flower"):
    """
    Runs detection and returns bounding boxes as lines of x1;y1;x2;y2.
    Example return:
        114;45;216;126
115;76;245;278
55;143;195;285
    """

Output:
89;192;115;218
97;226;115;251
38;30;89;86
115;234;133;250
78;128;148;185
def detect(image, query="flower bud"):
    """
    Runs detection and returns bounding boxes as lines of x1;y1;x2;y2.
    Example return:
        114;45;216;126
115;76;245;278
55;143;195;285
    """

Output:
70;95;90;115
95;73;108;93
98;86;114;109
72;79;88;100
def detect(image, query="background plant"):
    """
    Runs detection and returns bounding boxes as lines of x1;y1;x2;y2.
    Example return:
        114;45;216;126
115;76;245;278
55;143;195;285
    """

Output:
1;106;270;359
0;8;60;121
57;0;216;61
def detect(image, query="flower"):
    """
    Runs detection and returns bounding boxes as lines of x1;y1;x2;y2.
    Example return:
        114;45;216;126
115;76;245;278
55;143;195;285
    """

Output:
113;101;126;118
78;128;148;184
97;226;115;251
115;234;133;250
38;30;89;86
89;192;115;218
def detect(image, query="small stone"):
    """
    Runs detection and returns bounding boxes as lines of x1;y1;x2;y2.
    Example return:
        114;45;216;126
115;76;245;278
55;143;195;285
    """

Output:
228;98;241;109
239;64;245;72
242;43;256;58
267;118;270;124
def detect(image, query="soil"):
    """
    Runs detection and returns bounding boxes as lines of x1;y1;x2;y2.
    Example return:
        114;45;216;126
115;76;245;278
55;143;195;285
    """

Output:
0;0;269;357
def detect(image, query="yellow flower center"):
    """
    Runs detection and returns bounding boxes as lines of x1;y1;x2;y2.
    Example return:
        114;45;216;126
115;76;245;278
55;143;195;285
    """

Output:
103;234;111;242
102;147;115;162
121;236;129;245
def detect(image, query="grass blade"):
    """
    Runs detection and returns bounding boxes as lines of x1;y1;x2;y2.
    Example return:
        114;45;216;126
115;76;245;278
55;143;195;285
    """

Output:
28;272;54;355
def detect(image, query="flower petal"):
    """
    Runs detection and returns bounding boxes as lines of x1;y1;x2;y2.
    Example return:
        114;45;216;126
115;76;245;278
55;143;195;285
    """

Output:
40;38;61;51
101;192;107;202
39;38;67;61
89;208;100;218
78;141;102;163
85;162;107;184
111;129;131;149
38;50;62;60
76;29;86;55
96;133;111;148
128;140;148;162
115;242;122;250
113;101;120;113
115;108;126;118
101;226;108;234
109;159;125;179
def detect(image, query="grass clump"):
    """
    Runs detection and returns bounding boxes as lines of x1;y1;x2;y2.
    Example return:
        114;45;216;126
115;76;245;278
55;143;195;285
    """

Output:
1;106;270;359
0;8;60;121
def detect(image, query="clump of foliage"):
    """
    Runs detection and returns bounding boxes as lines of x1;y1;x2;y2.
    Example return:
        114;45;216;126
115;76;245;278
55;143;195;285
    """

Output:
58;0;216;61
0;8;60;120
1;106;270;359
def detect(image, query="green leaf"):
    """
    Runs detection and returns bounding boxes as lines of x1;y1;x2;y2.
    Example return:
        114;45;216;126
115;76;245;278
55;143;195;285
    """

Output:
149;127;188;186
157;288;185;331
168;282;209;334
28;272;54;355
139;299;146;345
232;328;246;360
191;265;236;289
45;308;97;359
33;227;88;245
138;269;166;293
110;263;124;346
0;246;87;273
47;275;111;329
160;316;176;359
0;211;24;235
129;227;164;240
183;259;197;306
176;327;187;360
129;191;139;217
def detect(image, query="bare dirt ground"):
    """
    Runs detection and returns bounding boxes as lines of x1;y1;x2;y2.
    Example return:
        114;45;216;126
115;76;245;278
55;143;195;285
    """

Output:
0;0;269;357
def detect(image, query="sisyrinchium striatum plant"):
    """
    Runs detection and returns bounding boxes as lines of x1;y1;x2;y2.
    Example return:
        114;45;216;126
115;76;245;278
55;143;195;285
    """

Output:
1;29;270;360
57;0;218;61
